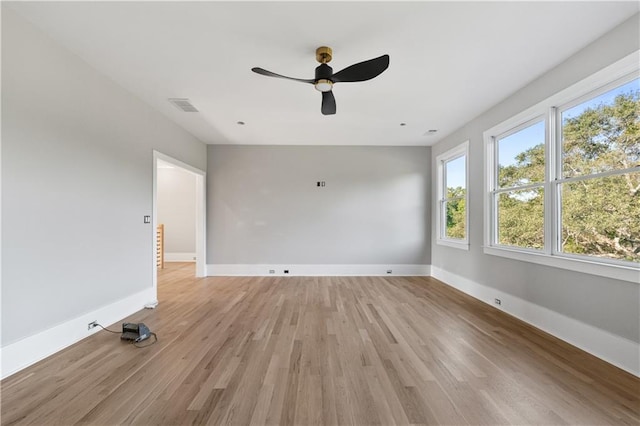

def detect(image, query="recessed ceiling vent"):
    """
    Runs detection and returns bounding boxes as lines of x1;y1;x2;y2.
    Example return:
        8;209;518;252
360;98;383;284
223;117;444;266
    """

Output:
168;98;199;112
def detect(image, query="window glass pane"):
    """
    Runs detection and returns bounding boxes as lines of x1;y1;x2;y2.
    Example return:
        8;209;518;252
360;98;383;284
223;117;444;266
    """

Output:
445;155;466;192
445;199;466;240
497;187;544;249
561;172;639;263
562;78;639;178
497;121;545;188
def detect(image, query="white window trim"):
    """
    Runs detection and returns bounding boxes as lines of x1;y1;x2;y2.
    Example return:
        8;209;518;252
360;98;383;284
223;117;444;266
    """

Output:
436;140;469;250
483;50;640;283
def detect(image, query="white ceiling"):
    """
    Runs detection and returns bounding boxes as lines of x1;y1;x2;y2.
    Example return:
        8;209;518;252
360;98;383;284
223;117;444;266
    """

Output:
7;1;638;146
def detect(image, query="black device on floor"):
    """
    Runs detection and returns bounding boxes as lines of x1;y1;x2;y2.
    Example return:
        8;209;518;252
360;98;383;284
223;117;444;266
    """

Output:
121;322;151;343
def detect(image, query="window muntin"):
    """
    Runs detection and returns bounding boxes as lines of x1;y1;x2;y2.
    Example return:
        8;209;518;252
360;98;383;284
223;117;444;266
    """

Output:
437;142;469;248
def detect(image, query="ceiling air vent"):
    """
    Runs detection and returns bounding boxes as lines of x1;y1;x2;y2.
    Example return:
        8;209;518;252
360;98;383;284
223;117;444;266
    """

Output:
168;98;199;112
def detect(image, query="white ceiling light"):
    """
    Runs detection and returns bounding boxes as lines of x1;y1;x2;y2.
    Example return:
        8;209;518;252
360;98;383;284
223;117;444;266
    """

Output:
314;79;333;92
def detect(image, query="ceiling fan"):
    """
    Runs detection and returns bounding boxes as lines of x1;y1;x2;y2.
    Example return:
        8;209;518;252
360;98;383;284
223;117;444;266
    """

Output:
251;47;390;115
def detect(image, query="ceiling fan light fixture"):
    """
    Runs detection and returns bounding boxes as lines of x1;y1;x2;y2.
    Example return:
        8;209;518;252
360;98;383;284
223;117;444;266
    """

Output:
314;79;333;92
252;48;389;114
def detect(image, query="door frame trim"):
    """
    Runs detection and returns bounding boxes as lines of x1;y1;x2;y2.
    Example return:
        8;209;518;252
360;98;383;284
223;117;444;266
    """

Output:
152;151;206;300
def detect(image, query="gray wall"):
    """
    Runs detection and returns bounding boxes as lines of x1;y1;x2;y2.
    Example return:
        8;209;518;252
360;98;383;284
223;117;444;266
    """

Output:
207;145;431;265
1;9;206;346
431;14;640;342
157;166;197;254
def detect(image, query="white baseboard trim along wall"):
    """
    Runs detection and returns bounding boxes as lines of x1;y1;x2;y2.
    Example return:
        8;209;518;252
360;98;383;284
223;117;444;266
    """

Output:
430;266;640;377
3;266;636;379
165;252;196;262
206;264;432;277
0;289;156;380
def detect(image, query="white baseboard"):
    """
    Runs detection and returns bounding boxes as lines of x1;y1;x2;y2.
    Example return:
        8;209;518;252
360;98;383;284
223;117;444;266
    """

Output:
206;264;431;277
165;252;196;262
1;288;156;380
5;266;635;380
430;266;640;377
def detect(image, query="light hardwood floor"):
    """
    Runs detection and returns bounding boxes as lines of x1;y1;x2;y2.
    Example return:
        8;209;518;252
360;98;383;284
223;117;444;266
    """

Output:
2;263;639;425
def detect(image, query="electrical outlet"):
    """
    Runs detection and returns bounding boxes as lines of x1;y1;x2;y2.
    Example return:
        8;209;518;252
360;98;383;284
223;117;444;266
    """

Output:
284;270;289;274
386;269;392;274
269;269;275;274
494;298;502;306
88;321;98;330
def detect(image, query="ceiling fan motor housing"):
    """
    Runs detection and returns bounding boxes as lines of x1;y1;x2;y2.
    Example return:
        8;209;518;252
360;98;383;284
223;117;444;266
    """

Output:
314;63;334;92
315;63;333;81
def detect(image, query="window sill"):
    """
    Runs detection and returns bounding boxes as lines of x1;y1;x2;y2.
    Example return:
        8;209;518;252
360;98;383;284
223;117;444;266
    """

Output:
483;246;639;283
437;239;470;251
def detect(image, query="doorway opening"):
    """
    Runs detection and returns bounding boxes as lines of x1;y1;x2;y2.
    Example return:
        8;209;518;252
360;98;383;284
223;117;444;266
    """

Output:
152;151;206;302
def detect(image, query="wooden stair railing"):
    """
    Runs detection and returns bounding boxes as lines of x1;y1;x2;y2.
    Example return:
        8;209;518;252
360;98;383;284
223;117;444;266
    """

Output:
157;224;165;269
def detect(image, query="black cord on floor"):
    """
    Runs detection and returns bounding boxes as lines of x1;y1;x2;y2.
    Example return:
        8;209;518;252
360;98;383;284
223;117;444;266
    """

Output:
94;323;158;348
95;323;120;334
134;332;158;348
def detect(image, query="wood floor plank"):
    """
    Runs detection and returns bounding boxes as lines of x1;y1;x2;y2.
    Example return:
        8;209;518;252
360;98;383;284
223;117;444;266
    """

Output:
2;262;638;425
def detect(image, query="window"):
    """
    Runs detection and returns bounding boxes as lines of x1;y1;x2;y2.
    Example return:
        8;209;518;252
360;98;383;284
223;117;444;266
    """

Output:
558;78;639;263
484;53;639;282
495;120;545;250
437;141;469;250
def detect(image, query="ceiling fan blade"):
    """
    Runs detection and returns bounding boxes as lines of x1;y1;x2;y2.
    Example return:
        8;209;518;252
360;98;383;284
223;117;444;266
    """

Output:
251;67;314;84
331;55;390;83
321;91;336;115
